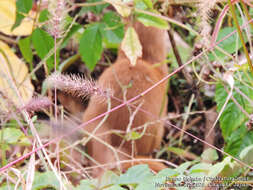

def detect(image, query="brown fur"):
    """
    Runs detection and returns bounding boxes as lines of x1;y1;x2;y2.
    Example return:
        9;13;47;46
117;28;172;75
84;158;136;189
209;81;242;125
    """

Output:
82;21;169;176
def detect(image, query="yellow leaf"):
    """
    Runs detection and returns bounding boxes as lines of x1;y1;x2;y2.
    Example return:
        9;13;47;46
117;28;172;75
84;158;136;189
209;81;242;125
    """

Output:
0;0;35;36
121;27;142;66
0;40;34;111
109;0;131;17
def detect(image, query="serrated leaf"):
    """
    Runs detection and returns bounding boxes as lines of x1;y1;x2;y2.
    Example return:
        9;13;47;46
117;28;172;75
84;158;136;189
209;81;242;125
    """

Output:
12;0;33;30
38;9;49;23
217;27;242;53
215;72;253;156
81;0;109;14
18;36;33;64
62;24;82;48
0;40;34;111
225;125;253;156
121;27;142;66
0;128;23;144
101;11;124;47
79;23;103;71
208;27;244;61
136;12;168;29
0;0;34;36
32;28;55;71
225;125;247;156
215;72;253;140
118;165;153;185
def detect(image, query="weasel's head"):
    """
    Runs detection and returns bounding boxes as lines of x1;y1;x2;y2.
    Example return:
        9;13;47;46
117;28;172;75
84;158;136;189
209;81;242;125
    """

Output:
133;22;169;64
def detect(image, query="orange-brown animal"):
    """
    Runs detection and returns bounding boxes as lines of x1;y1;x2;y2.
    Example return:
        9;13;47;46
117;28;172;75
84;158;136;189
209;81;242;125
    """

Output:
82;21;169;177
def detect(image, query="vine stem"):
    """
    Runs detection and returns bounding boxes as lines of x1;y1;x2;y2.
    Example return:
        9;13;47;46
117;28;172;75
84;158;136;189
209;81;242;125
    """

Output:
54;36;57;121
228;0;253;74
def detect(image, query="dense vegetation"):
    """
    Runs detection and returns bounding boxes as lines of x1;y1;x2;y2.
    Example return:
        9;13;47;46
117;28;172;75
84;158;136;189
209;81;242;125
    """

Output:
0;0;252;189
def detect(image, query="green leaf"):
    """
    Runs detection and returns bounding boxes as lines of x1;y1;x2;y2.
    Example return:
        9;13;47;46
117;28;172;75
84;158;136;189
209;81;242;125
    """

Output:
80;0;109;14
32;28;55;71
126;131;142;140
208;157;240;178
74;179;96;190
101;11;124;47
208;158;230;178
0;128;23;144
0;185;16;190
118;164;153;185
12;0;33;30
79;23;103;71
215;72;253;140
208;27;244;61
168;43;192;69
39;9;49;22
216;84;245;138
18;136;32;146
175;162;192;174
136;12;168;29
136;182;156;190
134;0;153;10
121;27;142;66
18;36;33;64
104;185;125;190
189;163;212;175
137;168;177;190
5;119;19;128
224;125;246;156
201;148;218;162
62;24;82;48
99;171;119;188
142;0;153;8
167;147;197;159
32;171;60;189
239;145;253;165
155;168;178;183
215;72;253;156
225;125;253;156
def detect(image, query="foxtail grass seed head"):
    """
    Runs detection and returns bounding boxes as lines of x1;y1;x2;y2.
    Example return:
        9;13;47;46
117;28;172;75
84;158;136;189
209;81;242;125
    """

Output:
198;0;221;46
20;97;52;112
45;72;113;100
47;0;68;38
